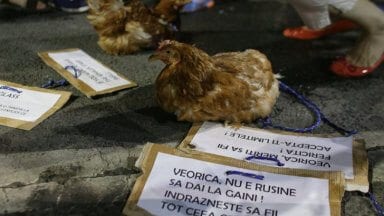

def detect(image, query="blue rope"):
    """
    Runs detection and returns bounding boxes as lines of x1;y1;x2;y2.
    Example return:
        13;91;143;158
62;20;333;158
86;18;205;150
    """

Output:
260;81;357;136
0;86;22;93
41;79;69;88
225;170;265;180
64;65;81;78
42;65;80;89
245;155;285;167
368;192;384;216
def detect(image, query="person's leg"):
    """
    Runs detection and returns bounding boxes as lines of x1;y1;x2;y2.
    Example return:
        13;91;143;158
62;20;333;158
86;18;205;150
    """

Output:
284;0;358;40
331;0;384;77
288;0;331;29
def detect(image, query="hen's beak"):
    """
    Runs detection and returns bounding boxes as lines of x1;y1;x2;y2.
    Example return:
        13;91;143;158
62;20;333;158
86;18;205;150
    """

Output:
148;53;160;62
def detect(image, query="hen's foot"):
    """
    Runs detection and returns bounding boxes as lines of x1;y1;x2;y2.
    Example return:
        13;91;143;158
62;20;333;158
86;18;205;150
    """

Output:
224;121;242;130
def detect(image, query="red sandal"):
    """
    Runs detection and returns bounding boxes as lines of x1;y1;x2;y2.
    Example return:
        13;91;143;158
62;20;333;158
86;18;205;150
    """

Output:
283;19;358;40
330;54;384;78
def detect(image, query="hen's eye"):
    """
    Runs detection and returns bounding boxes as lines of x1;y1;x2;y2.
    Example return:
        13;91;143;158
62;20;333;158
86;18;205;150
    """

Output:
166;50;170;54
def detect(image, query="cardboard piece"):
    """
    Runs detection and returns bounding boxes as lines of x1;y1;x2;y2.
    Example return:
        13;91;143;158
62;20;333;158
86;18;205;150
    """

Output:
0;80;71;130
124;143;345;216
38;48;137;98
178;122;369;192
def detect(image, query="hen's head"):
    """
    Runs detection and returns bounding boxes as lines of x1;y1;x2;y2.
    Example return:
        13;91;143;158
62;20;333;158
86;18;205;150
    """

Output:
149;40;212;69
149;40;183;64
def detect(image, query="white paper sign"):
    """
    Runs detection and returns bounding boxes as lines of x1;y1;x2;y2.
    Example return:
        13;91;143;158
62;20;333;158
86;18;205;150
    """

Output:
0;85;61;122
48;50;131;91
189;122;354;179
138;152;331;216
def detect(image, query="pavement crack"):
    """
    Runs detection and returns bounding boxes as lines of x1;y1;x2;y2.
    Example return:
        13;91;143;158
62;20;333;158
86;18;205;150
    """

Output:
0;182;36;189
367;146;384;151
2;188;9;203
97;149;111;168
95;167;139;178
37;164;82;185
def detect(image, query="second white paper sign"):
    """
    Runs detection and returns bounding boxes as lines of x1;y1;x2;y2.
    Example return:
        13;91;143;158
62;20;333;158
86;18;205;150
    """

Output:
189;122;354;179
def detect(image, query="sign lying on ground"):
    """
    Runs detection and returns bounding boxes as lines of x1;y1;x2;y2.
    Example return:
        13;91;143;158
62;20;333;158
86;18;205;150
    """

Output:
0;80;71;130
178;122;369;192
124;143;345;216
39;48;137;98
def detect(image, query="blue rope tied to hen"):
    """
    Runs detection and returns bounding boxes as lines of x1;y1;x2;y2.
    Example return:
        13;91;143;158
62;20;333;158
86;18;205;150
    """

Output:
369;193;384;216
260;81;357;136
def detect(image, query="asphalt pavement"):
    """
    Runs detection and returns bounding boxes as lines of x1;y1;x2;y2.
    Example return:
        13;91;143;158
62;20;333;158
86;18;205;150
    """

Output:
0;0;383;215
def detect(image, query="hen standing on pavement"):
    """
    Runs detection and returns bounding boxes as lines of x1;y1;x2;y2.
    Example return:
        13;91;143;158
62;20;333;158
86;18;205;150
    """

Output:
149;40;280;125
86;0;190;55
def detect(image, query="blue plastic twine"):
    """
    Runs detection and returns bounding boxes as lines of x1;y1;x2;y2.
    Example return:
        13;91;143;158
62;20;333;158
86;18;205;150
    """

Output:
245;155;285;167
225;170;264;180
260;81;357;137
42;65;80;88
369;192;384;216
64;65;81;78
41;79;69;88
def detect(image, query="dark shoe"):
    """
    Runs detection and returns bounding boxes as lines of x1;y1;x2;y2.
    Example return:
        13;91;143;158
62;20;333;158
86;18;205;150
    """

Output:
52;0;88;13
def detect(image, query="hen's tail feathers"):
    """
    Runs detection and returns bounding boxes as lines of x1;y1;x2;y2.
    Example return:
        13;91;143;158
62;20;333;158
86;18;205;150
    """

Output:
87;0;126;36
87;0;123;13
98;21;152;55
125;22;152;41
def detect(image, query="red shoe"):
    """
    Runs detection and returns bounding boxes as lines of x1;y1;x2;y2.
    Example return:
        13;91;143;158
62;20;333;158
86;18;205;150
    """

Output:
330;54;384;78
283;19;358;40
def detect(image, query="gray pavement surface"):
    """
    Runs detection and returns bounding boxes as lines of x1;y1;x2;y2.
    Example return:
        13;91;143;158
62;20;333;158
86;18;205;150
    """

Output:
0;0;383;215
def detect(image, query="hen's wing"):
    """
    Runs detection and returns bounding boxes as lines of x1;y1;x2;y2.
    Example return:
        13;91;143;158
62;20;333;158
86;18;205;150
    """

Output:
206;49;279;122
213;49;275;89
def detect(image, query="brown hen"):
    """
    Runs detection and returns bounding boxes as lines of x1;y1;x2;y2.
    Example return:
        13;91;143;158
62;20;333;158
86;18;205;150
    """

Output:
86;0;190;55
149;40;280;125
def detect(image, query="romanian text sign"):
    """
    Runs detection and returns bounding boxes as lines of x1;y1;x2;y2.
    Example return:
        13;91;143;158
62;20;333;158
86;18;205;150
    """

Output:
39;49;136;97
137;152;331;216
189;122;354;179
0;81;70;130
